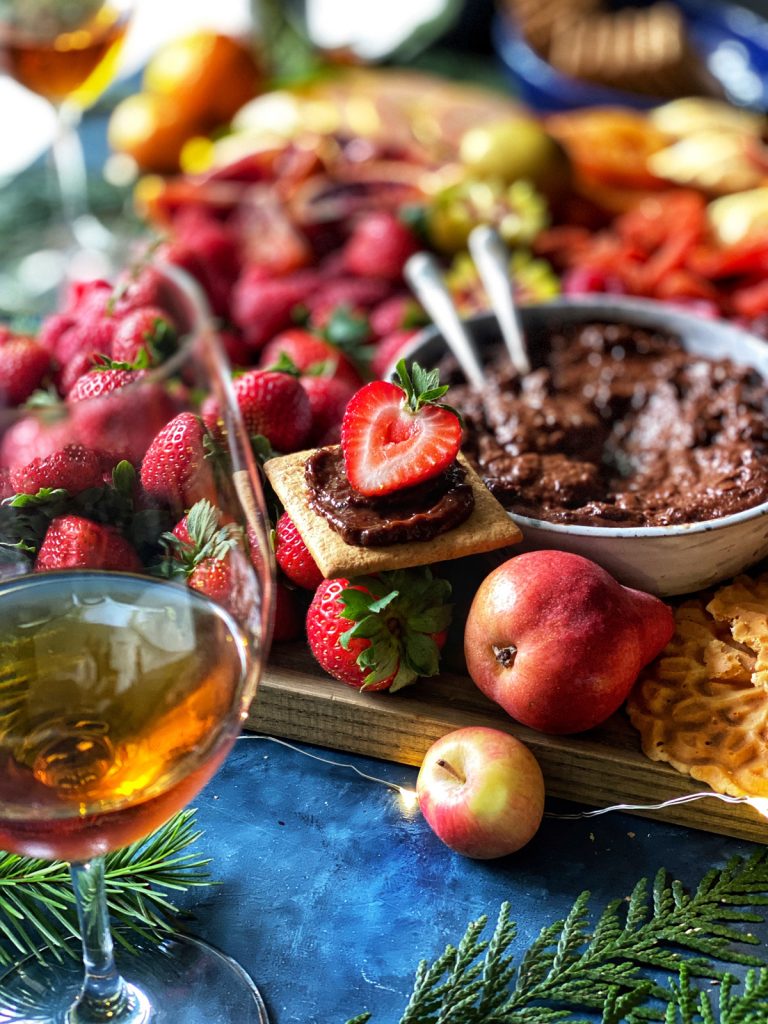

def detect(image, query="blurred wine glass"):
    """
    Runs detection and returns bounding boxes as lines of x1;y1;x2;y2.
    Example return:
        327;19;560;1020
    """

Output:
0;266;274;1023
0;1;134;278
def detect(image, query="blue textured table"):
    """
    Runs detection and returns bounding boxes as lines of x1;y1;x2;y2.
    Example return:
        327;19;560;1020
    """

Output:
179;734;768;1023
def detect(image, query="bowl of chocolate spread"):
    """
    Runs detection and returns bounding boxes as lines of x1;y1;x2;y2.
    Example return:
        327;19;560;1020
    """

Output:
391;296;768;596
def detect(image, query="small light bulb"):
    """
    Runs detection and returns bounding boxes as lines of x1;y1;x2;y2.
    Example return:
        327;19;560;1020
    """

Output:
398;788;419;812
746;796;768;820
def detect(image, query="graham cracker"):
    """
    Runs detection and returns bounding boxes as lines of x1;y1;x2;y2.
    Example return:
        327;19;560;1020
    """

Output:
264;448;522;579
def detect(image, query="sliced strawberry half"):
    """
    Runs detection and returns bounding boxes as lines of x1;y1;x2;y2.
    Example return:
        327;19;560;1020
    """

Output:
341;360;461;497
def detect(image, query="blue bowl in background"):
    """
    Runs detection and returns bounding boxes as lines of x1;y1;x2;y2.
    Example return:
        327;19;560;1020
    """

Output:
493;0;768;113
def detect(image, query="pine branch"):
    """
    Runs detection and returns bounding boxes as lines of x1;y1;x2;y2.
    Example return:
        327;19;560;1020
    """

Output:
344;852;768;1024
0;809;211;965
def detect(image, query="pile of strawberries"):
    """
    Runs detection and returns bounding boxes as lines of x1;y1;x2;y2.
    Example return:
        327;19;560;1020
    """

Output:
0;161;453;671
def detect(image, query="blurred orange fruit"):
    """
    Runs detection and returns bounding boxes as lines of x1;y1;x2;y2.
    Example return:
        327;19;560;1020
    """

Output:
108;92;202;174
143;31;263;129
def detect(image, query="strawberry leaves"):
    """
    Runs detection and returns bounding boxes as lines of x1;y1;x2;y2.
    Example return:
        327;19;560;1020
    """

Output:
393;359;462;422
338;568;453;692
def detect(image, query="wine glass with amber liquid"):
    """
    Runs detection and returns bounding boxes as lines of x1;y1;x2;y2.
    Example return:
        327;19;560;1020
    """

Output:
0;1;134;268
0;267;273;1023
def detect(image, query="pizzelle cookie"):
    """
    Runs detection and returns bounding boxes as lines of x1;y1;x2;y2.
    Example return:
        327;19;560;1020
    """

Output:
626;595;768;798
265;448;522;579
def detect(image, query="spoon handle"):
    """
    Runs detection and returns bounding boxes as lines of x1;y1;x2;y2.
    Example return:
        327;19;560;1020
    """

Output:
404;252;486;390
469;225;531;377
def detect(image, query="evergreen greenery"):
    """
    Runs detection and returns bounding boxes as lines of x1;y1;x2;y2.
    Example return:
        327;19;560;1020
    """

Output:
344;852;768;1024
0;810;211;965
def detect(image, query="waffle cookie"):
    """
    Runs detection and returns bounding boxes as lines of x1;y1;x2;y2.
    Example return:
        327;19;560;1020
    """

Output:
627;593;768;798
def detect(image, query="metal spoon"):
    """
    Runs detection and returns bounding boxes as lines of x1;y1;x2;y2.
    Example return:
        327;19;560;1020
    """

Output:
404;251;486;390
468;224;531;377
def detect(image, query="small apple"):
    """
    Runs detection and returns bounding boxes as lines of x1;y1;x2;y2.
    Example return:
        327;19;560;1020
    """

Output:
417;726;545;859
464;550;675;735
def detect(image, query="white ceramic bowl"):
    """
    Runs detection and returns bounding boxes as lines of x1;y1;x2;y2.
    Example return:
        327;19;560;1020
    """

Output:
394;296;768;596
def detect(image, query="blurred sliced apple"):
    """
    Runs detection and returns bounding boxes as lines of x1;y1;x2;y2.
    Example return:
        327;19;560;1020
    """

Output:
708;188;768;247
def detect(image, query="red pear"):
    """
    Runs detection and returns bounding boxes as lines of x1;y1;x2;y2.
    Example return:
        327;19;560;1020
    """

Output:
464;550;674;735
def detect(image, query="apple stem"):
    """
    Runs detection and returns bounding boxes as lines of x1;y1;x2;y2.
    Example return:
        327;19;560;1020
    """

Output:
436;758;464;784
492;643;517;668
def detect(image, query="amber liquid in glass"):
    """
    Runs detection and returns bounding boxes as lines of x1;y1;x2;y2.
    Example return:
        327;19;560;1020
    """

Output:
0;572;253;862
1;4;127;106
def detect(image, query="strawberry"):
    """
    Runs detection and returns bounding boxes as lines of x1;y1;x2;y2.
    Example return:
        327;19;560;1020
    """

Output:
68;367;145;404
231;268;319;350
38;313;75;355
369;295;426;339
211;369;312;453
0;416;70;471
35;514;142;572
272;578;302;642
164;212;241;318
111;307;177;366
371;328;419;380
306;568;452;691
0;335;52;405
260;329;363;390
301;375;356;446
188;556;234;606
341;360;462;497
305;276;391;326
140;412;216;512
274;513;323;590
62;278;112;318
109;264;168;319
10;444;104;496
342;211;420;282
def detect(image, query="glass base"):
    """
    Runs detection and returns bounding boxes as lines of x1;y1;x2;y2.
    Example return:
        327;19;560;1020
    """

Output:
0;934;269;1024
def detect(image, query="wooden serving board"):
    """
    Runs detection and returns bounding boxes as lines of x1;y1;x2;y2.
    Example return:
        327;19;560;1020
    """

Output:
246;646;768;844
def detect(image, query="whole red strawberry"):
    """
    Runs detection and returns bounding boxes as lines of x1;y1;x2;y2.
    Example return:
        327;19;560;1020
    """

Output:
342;212;420;282
212;370;312;453
260;328;363;390
111;307;177;366
306;569;452;692
341;360;462;497
10;444;104;495
231;268;319;350
369;295;425;338
35;514;142;572
272;579;302;642
0;335;52;405
140;412;216;512
68;367;145;403
301;375;357;446
371;328;419;380
188;555;234;607
274;513;323;590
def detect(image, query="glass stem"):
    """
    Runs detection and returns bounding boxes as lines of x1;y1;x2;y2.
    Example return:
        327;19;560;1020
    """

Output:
67;858;143;1024
51;101;113;255
51;102;89;240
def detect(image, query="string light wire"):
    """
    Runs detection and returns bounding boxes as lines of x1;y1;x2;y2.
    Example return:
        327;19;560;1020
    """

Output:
238;733;420;807
237;734;768;822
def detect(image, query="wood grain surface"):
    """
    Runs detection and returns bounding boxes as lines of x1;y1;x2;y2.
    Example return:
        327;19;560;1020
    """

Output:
247;646;768;845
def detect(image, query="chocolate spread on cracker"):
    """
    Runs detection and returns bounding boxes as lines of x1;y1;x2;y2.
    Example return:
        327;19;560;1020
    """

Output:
305;447;475;546
449;320;768;527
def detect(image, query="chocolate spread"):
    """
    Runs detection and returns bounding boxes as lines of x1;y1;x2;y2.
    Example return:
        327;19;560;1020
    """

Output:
449;320;768;527
305;447;474;545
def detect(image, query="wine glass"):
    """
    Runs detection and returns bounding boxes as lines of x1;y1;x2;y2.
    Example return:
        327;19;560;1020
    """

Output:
0;266;274;1023
0;0;134;271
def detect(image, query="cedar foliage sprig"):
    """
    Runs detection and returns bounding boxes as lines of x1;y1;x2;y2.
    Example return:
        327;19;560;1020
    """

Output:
345;852;768;1024
0;809;211;965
